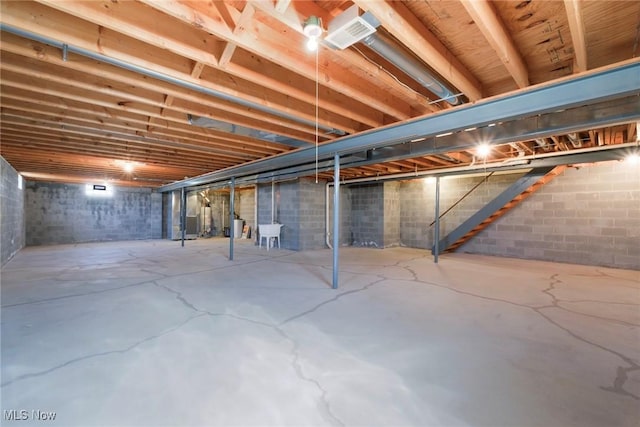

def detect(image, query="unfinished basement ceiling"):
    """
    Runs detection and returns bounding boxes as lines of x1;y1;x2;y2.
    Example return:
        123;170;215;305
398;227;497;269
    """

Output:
1;1;639;187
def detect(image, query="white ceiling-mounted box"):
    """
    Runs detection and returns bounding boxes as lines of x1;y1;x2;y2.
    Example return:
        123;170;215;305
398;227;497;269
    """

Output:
324;4;377;50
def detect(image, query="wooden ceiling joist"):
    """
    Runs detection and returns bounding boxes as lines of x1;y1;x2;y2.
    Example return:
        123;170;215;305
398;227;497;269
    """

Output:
140;0;413;120
1;1;370;134
460;0;529;88
1;0;638;187
0;64;321;146
0;114;274;162
1;138;231;171
0;107;284;161
563;0;588;72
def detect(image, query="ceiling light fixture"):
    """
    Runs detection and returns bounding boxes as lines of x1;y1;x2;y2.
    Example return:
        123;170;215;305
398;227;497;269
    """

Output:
303;16;323;52
303;16;323;38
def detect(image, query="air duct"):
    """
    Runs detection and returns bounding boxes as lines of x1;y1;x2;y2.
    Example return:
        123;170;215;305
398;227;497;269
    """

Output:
362;33;462;105
187;115;309;148
322;8;462;106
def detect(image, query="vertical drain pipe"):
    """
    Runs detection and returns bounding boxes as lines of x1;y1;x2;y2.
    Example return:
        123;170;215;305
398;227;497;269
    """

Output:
333;153;340;289
229;177;235;261
325;182;333;249
434;177;441;263
180;187;186;247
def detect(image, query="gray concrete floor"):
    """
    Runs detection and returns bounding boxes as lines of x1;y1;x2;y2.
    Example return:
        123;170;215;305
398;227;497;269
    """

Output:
1;239;639;427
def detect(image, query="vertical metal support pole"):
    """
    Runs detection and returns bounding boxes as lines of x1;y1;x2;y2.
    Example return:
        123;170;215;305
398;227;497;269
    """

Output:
434;176;440;263
229;177;235;261
332;153;340;289
180;187;186;247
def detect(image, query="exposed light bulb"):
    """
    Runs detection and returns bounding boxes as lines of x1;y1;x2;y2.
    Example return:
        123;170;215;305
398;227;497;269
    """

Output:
306;37;318;51
476;143;491;158
123;162;134;173
626;152;640;165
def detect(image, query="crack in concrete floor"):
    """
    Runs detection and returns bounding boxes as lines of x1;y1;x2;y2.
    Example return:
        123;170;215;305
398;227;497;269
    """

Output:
279;276;387;326
0;313;206;388
273;250;640;400
396;261;640;401
1;251;295;309
2;269;350;426
537;274;640;400
151;280;347;427
3;242;638;425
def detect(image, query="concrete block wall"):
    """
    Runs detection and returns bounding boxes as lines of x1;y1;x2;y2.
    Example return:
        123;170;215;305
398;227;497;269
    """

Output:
237;187;255;233
461;162;640;269
328;184;353;246
257;179;326;250
298;179;326;250
399;179;434;249
278;181;300;250
1;157;25;265
383;181;401;247
257;184;274;226
342;181;401;248
150;193;162;239
350;183;384;247
26;182;162;246
340;187;352;246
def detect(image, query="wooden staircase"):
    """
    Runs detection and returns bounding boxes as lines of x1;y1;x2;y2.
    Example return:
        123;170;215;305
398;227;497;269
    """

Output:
434;165;567;254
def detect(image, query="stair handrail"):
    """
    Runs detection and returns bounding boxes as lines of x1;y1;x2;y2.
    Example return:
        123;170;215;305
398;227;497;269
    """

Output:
429;172;494;227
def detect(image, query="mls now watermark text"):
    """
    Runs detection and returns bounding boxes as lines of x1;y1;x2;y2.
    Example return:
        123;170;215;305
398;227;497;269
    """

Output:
4;410;56;421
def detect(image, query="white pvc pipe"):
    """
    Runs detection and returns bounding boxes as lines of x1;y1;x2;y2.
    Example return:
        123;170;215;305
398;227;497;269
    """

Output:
325;182;333;249
254;184;258;243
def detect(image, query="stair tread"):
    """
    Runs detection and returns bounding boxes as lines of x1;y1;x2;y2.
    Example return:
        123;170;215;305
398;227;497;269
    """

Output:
440;167;565;253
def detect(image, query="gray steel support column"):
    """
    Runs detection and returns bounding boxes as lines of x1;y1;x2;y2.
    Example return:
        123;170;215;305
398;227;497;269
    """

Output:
333;153;340;289
180;187;186;247
229;177;235;261
434;177;440;263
